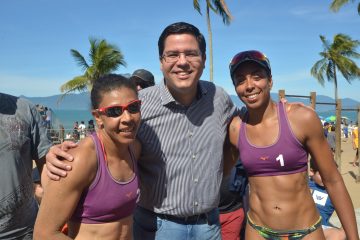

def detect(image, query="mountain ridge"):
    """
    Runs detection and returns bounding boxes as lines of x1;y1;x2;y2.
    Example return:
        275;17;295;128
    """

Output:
22;92;360;112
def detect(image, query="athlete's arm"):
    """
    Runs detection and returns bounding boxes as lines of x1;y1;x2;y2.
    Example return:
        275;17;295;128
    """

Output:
292;105;359;240
34;138;97;240
224;116;241;176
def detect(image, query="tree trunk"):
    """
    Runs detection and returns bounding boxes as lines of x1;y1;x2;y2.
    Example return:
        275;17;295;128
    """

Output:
335;99;342;172
333;65;341;171
206;5;214;82
357;105;360;182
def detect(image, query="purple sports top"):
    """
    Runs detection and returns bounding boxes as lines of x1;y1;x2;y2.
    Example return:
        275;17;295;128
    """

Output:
238;102;308;177
71;132;139;224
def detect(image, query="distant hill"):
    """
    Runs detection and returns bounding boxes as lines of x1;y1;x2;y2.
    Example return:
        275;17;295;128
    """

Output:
230;93;359;112
22;92;92;110
23;91;359;112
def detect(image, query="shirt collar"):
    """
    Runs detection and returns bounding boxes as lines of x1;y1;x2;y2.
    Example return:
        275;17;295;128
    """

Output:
159;78;208;106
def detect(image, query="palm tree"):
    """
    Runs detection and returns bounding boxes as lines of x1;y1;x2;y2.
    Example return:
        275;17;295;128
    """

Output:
311;33;360;169
311;34;360;102
329;0;360;15
193;0;232;82
60;38;126;97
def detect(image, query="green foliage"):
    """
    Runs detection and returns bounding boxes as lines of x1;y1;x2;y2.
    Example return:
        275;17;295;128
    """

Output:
330;0;360;15
311;34;360;101
59;38;126;100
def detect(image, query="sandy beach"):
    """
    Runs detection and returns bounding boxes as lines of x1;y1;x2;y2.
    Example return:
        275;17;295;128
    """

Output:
329;137;360;234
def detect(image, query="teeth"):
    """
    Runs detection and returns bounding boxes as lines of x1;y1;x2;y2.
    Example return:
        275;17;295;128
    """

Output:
177;72;190;75
119;128;133;132
247;93;259;99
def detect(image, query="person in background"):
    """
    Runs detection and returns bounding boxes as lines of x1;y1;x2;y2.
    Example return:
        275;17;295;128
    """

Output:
130;69;155;91
218;158;247;240
227;50;358;239
352;123;359;167
34;74;141;240
308;159;346;240
0;92;51;239
44;22;238;240
78;121;86;139
323;122;330;138
32;167;44;205
327;125;336;153
87;119;95;135
72;121;79;141
44;107;52;129
343;123;349;140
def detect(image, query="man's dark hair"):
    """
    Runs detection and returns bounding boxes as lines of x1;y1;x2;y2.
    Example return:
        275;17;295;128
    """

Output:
158;22;206;58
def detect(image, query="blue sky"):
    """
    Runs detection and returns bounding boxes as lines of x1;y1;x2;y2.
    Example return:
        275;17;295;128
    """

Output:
1;0;359;101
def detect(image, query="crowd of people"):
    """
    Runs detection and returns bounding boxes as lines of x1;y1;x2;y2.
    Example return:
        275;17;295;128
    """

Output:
67;120;96;141
1;21;359;240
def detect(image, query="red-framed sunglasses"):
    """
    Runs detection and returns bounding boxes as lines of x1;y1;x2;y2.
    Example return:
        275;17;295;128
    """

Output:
96;99;141;118
229;50;271;77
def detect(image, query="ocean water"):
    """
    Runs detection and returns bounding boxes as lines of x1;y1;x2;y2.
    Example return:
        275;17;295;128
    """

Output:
50;108;359;133
52;109;94;132
317;110;359;124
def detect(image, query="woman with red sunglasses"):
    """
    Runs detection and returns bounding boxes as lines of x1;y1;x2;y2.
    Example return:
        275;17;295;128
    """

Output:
34;74;141;240
228;50;358;239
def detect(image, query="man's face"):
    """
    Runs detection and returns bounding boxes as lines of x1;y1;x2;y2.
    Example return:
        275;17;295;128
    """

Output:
160;33;206;101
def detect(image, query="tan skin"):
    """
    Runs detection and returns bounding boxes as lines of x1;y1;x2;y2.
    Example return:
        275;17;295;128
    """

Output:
34;87;142;240
229;61;359;239
160;33;206;106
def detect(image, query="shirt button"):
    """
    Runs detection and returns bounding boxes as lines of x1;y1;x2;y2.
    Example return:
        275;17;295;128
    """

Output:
194;178;198;183
192;154;196;159
194;202;198;206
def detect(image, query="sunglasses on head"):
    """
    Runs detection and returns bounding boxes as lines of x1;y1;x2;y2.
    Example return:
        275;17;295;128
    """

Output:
229;50;268;69
96;99;141;118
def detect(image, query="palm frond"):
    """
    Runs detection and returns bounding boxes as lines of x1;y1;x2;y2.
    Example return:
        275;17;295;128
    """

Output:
58;75;89;103
330;0;350;12
320;35;331;51
326;61;336;82
60;75;89;93
193;0;202;14
70;49;89;71
211;0;233;24
311;58;328;86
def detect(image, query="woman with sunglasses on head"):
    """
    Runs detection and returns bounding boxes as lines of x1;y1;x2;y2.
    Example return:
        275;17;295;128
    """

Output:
34;74;141;240
228;50;359;240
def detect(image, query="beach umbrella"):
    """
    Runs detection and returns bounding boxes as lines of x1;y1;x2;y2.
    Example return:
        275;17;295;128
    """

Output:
325;115;336;122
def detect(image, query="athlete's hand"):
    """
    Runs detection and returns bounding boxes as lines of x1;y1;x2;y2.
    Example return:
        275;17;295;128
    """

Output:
46;141;77;180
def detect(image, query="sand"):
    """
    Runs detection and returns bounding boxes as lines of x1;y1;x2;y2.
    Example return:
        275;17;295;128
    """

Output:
329;137;360;234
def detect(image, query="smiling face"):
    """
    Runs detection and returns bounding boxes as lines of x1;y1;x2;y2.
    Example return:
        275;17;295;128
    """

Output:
93;87;141;145
233;61;273;109
160;33;206;105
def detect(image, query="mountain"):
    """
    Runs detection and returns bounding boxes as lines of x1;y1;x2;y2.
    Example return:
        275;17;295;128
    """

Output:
22;92;359;112
230;93;360;112
21;92;92;110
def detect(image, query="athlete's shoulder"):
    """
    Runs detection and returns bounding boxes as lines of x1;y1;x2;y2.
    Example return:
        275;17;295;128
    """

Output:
286;102;318;123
